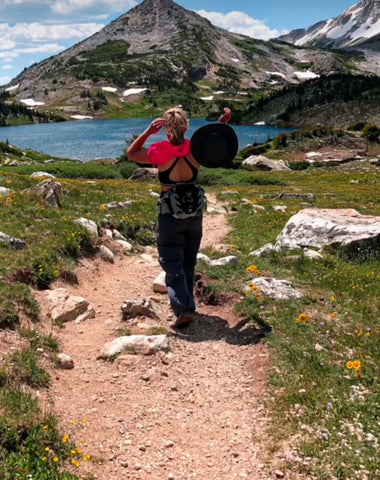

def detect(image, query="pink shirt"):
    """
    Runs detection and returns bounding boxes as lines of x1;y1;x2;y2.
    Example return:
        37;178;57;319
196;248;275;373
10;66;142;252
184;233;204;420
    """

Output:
147;140;191;166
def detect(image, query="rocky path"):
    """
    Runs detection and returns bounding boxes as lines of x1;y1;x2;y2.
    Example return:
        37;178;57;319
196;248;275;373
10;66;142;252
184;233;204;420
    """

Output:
39;200;272;480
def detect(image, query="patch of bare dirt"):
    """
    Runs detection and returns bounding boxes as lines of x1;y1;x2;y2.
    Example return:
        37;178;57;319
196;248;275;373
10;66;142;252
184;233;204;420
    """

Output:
35;200;273;480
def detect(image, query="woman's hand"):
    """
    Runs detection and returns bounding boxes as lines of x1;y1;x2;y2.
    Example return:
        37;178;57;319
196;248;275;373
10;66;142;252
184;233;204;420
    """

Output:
218;107;232;124
127;118;165;163
146;118;165;135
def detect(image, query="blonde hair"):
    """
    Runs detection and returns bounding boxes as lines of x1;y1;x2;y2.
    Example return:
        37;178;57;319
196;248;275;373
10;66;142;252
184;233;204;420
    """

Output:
163;107;189;145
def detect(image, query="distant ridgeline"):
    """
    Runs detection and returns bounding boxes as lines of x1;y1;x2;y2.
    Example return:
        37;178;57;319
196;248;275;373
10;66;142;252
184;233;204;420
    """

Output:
0;90;65;127
239;74;380;128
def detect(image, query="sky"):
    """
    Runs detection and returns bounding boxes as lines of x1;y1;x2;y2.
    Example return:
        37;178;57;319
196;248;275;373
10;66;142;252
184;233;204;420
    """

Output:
0;0;359;86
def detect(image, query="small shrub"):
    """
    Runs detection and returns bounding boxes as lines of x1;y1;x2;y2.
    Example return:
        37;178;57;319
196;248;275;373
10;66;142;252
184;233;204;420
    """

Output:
117;162;138;179
362;123;380;143
8;349;50;388
348;121;366;131
272;133;288;149
32;256;58;289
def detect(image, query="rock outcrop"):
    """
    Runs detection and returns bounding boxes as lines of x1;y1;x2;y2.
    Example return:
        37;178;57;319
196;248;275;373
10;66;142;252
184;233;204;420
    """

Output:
275;208;380;252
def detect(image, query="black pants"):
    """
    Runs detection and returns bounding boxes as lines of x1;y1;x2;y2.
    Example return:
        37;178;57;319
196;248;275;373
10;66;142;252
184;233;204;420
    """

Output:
157;213;203;316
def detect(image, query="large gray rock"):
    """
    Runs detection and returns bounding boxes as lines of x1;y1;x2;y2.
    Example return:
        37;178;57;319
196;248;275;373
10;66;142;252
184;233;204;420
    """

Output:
246;277;303;300
209;255;238;267
74;217;98;245
243;155;290;171
30;171;56;179
0;232;28;250
275;208;380;251
24;179;62;208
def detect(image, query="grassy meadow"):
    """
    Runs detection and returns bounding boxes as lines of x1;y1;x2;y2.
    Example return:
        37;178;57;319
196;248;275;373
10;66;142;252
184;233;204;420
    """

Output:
0;150;379;479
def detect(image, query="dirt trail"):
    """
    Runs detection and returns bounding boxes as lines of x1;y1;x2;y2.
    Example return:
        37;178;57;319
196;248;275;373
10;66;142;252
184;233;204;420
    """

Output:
38;199;272;480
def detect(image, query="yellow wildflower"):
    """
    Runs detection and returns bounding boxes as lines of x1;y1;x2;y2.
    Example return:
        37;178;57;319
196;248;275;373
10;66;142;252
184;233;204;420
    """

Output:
246;265;260;276
346;361;354;369
295;313;308;324
352;360;361;370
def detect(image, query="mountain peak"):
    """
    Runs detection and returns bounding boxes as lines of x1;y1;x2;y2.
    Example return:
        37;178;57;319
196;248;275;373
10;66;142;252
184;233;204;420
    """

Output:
278;0;380;49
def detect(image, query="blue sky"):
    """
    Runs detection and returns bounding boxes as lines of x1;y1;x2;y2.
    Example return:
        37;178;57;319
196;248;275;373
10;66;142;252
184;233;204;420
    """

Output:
0;0;358;86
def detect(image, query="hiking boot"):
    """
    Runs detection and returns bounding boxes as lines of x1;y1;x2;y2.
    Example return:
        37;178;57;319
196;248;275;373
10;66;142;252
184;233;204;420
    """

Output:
173;311;194;329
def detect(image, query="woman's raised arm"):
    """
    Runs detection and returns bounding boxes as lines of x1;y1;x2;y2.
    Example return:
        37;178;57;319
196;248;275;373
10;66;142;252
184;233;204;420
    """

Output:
126;118;165;164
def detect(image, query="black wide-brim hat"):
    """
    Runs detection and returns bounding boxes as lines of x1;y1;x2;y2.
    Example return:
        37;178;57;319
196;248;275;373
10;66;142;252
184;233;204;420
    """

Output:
190;123;239;168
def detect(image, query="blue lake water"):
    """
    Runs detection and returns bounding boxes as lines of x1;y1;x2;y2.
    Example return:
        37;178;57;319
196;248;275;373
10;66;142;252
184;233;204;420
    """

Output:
0;118;293;162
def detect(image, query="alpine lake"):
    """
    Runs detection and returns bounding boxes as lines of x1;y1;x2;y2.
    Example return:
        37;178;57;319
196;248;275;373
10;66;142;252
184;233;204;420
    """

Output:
0;118;293;161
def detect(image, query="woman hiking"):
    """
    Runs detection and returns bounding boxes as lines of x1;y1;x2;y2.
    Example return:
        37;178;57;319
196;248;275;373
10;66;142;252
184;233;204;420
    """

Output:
126;106;233;328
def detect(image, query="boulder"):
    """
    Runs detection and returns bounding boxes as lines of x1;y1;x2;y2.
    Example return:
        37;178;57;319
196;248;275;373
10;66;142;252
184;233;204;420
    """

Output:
24;179;62;208
99;245;114;263
275;208;380;252
247;277;303;300
99;335;169;359
243;155;290;171
209;255;238;267
74;218;98;245
42;288;95;323
0;232;28;250
121;299;159;320
30;171;56;179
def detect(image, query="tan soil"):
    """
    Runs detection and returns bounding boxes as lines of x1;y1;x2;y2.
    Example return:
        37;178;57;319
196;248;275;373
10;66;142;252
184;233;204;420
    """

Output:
34;200;274;480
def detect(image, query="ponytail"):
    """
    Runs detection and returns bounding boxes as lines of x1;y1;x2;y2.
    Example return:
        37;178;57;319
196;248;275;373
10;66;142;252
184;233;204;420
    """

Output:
163;107;189;146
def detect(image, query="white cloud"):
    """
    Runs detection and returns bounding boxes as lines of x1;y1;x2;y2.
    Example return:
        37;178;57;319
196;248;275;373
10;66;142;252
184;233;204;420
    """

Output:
0;0;136;21
0;22;103;43
0;22;103;63
0;76;11;86
0;43;64;60
197;10;288;40
2;65;13;69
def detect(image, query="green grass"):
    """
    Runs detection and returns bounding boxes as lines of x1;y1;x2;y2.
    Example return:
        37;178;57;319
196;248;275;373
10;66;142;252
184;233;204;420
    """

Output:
0;154;379;479
195;162;379;479
0;329;83;479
